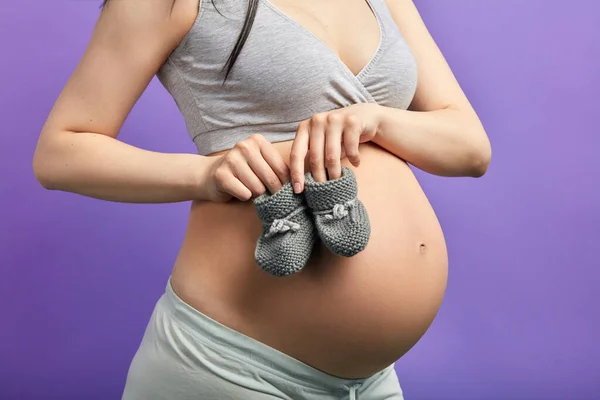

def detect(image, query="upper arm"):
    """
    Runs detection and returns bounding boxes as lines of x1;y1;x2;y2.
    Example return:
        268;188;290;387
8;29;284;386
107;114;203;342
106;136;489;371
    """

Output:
385;0;476;115
40;0;199;140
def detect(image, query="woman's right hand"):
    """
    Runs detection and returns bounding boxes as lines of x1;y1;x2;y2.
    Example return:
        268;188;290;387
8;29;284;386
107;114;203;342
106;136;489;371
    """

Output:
204;134;291;203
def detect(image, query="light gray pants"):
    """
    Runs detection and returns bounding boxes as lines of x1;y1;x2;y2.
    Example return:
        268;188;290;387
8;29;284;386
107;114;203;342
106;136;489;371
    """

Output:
122;278;405;400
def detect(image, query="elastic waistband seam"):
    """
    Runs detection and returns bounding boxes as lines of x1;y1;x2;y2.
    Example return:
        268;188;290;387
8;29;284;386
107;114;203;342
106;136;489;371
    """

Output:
160;300;343;392
161;283;368;391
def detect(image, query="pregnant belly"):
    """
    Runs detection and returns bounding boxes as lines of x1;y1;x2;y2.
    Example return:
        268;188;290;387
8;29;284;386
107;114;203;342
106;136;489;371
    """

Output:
170;141;448;379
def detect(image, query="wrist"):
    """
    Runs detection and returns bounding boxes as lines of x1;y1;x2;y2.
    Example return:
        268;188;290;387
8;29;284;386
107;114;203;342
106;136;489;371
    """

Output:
187;154;217;201
373;104;391;141
373;104;406;142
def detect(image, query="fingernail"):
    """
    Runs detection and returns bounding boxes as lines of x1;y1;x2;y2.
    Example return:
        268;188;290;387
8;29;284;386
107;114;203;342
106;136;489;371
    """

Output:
294;182;302;193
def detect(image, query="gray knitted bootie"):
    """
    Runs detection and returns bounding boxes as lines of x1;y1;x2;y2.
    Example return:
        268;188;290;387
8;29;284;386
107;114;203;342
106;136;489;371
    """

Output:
253;181;317;276
303;167;370;257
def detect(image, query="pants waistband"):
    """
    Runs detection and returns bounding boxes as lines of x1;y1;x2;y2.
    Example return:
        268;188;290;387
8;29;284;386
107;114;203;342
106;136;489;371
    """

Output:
163;277;395;392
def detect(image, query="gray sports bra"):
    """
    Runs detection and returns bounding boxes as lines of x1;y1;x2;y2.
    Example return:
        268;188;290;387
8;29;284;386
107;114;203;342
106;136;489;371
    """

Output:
157;0;418;156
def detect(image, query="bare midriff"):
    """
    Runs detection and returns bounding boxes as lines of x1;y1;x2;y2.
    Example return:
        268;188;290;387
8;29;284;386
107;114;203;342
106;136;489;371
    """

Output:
169;140;448;379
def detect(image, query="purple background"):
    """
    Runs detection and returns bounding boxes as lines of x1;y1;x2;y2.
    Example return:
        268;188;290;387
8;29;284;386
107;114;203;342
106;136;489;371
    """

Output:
1;0;598;399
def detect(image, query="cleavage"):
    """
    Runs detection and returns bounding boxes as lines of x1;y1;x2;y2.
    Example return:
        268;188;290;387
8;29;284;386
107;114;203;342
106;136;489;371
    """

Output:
265;0;381;77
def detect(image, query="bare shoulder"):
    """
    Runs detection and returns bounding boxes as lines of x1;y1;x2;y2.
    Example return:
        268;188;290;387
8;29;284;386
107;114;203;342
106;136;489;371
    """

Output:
383;0;477;115
40;0;200;140
99;0;200;46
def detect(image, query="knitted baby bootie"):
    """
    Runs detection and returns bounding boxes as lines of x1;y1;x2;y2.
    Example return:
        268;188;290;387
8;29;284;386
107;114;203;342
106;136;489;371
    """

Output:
253;180;317;276
303;167;370;257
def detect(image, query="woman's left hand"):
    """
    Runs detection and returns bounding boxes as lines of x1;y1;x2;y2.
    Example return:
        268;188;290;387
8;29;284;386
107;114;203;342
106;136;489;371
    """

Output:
289;103;383;193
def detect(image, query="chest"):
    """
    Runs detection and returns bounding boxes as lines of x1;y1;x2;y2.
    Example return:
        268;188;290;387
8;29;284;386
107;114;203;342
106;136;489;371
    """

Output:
164;0;419;130
265;0;381;77
224;0;416;107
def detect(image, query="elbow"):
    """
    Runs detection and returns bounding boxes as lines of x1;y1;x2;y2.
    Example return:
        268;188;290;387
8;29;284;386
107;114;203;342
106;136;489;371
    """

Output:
466;133;492;178
32;135;65;190
32;148;57;190
469;153;490;178
469;146;491;178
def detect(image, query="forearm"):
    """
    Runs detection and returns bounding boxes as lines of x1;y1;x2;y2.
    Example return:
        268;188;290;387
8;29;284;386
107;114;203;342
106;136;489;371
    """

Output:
33;131;213;203
372;106;491;177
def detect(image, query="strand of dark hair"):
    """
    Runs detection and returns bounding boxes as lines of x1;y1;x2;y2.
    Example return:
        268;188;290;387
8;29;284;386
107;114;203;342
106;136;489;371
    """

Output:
100;0;257;84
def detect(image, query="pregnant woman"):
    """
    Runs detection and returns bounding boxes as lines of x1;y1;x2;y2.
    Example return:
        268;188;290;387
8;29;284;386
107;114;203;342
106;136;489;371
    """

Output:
33;0;491;398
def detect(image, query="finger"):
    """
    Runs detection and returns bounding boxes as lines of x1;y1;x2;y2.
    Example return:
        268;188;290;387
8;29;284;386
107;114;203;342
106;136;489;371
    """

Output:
247;153;284;195
325;113;343;180
309;114;327;182
290;121;310;193
246;134;288;194
342;117;362;167
219;175;253;202
257;137;290;186
231;159;267;198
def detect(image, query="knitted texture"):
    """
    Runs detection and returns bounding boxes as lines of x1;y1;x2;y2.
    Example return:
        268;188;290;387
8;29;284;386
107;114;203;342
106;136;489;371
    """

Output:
304;167;370;257
253;181;316;276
